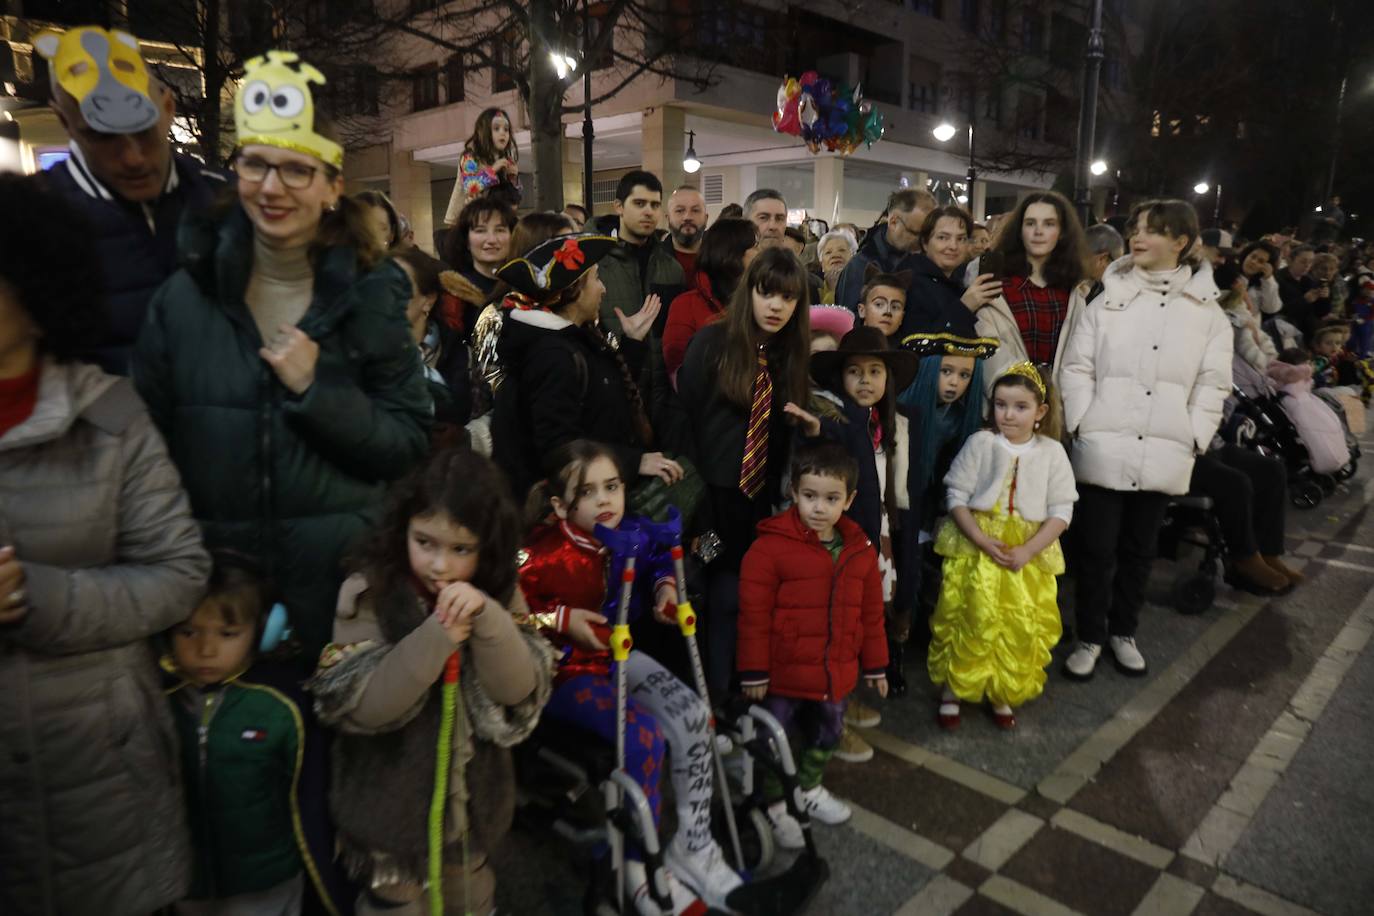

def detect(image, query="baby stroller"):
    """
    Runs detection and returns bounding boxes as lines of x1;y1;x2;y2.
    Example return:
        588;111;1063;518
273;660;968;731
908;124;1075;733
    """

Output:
516;510;827;916
1225;384;1339;510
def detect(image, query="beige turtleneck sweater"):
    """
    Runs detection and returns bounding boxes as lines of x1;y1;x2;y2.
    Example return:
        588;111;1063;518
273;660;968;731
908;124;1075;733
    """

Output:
245;235;314;343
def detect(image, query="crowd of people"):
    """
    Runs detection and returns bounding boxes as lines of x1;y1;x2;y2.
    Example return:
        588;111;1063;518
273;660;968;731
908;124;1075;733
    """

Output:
3;31;1371;916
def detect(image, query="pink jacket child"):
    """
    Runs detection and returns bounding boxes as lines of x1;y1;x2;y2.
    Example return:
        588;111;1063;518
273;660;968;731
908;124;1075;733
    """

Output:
1265;358;1351;474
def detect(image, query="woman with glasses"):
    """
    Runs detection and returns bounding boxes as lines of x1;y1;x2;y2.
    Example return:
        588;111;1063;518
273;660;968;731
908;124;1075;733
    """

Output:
898;205;1003;339
133;52;432;663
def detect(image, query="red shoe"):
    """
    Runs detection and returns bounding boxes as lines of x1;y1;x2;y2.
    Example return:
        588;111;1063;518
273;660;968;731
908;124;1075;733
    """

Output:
937;701;961;730
991;707;1017;730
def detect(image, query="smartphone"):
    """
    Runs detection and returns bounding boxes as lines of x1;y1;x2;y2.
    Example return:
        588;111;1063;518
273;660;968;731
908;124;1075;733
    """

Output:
980;250;1006;282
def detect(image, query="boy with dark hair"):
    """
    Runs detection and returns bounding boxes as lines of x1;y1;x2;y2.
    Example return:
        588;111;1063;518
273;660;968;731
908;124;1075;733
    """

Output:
594;168;684;338
737;441;888;849
856;266;913;343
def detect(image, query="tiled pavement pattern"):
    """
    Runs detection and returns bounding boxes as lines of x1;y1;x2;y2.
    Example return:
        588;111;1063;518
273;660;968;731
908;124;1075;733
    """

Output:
495;431;1374;915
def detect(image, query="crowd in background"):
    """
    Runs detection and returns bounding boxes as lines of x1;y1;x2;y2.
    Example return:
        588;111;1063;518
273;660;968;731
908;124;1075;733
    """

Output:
3;32;1372;916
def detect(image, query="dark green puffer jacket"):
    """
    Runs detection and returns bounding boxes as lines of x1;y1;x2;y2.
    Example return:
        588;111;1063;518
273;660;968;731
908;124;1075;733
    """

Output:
165;664;342;912
134;205;432;659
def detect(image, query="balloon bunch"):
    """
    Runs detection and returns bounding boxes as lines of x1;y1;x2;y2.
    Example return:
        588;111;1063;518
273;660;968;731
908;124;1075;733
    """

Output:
772;71;886;155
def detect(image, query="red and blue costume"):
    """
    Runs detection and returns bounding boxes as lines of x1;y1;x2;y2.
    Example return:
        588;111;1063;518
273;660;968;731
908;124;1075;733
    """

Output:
519;518;676;819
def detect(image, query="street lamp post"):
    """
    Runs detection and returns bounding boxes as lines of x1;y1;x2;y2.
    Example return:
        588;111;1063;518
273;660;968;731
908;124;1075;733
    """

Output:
933;119;975;211
1072;0;1105;226
581;0;593;213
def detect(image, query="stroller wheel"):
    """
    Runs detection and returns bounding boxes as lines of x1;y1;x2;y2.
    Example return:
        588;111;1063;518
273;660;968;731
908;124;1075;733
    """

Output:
1317;474;1338;496
1336;460;1358;481
1291;479;1323;510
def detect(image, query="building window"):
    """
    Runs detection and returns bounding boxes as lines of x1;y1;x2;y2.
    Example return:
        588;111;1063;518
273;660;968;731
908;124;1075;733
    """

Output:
493;29;519;92
1021;12;1044;53
1103;55;1123;90
583;3;615;70
982;88;1001;125
412;67;439;112
988;0;1007;40
1016;91;1041;140
908;82;938;113
959;0;979;32
445;55;465;104
910;0;940;17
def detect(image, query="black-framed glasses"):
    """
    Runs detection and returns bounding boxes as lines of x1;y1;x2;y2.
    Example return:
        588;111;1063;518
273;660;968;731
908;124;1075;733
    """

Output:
233;154;320;189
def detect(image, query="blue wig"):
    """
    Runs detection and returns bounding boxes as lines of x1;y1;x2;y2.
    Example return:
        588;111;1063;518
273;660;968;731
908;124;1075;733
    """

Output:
900;354;986;493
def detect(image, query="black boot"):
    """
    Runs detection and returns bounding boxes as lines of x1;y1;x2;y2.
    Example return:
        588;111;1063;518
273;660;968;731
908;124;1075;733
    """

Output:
886;637;907;697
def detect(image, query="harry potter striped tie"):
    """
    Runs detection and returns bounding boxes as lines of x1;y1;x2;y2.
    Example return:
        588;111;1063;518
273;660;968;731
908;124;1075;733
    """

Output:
739;346;771;499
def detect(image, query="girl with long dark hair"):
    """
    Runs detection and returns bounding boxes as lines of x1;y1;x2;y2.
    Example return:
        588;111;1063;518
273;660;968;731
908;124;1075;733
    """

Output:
975;190;1091;394
676;247;813;697
442;107;521;226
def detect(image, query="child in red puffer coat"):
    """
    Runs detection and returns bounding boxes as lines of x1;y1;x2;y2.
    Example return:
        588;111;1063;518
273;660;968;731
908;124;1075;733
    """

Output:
737;441;887;850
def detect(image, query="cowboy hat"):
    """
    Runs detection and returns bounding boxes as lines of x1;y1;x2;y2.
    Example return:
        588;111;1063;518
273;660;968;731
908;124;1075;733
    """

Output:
811;326;919;393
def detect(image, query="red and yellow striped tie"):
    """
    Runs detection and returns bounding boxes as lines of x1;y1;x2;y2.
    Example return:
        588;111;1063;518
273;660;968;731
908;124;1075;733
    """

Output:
739;346;772;499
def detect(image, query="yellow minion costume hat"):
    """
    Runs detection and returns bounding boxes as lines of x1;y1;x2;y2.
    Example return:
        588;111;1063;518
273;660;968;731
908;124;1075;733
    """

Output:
234;51;343;169
33;26;159;134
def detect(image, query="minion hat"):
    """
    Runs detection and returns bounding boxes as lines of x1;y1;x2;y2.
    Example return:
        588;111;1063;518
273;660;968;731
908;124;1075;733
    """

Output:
496;234;616;309
900;330;1000;361
235;51;343;169
33;27;159;134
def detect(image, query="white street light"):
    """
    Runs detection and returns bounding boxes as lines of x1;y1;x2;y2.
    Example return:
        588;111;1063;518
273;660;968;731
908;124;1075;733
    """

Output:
1090;159;1108;176
550;52;578;79
1193;181;1210;195
682;130;701;174
932;122;958;143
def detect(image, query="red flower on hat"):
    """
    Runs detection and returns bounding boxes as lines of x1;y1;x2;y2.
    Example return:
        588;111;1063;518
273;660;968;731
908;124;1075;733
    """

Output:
553;238;585;271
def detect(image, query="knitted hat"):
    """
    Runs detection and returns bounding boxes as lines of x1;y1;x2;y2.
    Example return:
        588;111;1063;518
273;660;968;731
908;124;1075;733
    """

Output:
811;326;920;393
900;330;1000;360
810;304;856;339
495;233;616;309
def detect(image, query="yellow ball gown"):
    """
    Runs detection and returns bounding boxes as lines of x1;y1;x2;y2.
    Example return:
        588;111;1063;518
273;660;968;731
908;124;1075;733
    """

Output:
927;465;1064;708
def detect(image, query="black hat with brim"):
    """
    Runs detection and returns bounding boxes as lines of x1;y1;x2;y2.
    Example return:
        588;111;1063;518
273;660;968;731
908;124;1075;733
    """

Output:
495;233;616;305
811;326;920;393
900;330;1000;360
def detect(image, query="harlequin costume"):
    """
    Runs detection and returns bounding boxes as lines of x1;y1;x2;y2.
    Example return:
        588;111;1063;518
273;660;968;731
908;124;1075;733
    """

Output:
927;364;1078;709
518;517;742;904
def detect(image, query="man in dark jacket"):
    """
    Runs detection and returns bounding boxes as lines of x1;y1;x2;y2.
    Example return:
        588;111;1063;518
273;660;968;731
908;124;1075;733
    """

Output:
41;28;224;375
595;169;686;337
834;188;935;311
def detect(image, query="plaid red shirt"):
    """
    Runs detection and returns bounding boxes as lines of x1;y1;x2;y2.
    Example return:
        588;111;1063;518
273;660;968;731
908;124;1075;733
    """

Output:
1002;276;1071;365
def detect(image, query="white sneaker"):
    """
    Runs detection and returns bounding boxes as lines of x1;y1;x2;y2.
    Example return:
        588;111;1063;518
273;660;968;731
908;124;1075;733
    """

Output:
1063;642;1102;681
624;859;706;916
1109;636;1148;676
764;800;805;850
665;837;743;910
800;784;851;825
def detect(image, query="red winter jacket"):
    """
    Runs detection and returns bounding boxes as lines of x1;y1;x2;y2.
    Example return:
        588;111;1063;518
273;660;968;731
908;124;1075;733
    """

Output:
737;507;888;702
662;272;726;384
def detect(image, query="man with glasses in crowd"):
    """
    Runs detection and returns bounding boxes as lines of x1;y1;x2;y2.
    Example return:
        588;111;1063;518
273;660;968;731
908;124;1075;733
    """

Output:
835;189;936;313
43;26;225;374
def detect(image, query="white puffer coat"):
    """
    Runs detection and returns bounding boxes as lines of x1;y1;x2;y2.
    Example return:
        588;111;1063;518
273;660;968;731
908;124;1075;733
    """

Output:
1060;257;1233;495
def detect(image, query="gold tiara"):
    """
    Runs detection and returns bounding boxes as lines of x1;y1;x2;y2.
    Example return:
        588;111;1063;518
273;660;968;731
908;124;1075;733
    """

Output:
999;361;1046;398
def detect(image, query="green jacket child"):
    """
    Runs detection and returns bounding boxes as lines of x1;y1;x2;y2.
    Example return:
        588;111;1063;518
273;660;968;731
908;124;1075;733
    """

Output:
164;565;345;915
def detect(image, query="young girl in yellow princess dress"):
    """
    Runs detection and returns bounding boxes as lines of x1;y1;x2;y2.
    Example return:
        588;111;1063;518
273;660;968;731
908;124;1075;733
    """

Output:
927;363;1078;730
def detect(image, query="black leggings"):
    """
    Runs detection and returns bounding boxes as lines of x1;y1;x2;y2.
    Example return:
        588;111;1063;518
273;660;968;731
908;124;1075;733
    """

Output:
1189;445;1288;558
